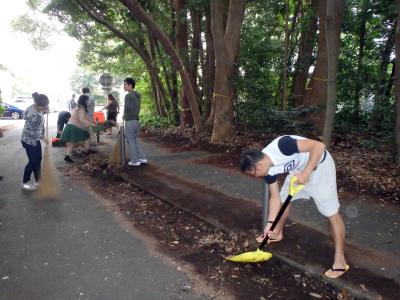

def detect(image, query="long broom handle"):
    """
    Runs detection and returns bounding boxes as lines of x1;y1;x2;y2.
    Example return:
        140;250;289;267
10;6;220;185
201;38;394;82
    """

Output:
258;194;293;250
45;109;49;143
258;177;304;250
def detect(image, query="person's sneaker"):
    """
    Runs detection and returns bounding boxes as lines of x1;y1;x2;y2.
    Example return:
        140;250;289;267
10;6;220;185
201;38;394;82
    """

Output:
128;161;141;167
22;183;37;191
33;182;39;188
64;155;74;163
138;158;148;164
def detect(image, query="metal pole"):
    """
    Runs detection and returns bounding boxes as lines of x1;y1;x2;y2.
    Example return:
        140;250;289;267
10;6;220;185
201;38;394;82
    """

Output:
262;180;269;231
120;123;126;165
95;117;100;143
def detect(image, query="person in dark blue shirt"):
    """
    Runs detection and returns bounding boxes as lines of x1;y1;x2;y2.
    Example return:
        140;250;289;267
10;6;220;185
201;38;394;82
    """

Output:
56;111;71;138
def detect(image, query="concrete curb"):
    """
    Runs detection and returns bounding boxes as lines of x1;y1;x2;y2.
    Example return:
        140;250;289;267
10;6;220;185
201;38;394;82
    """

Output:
107;163;398;300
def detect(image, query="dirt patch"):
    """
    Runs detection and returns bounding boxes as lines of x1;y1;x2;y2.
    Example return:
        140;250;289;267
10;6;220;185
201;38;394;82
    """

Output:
59;156;349;300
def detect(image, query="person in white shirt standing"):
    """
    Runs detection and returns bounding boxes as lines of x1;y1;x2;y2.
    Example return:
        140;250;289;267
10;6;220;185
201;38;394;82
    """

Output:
240;135;348;279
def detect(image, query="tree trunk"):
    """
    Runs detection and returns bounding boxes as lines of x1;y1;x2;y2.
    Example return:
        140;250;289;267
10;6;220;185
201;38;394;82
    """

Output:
322;0;345;147
385;61;395;100
282;0;290;110
148;32;169;118
395;0;400;165
174;0;193;127
371;23;396;130
191;10;203;102
154;39;179;122
210;0;245;143
291;0;318;107
120;0;204;132
353;0;369;123
150;76;162;117
204;9;215;126
286;0;302;84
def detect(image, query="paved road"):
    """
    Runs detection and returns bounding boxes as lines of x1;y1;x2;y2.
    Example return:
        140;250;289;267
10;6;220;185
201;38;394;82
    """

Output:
0;114;212;300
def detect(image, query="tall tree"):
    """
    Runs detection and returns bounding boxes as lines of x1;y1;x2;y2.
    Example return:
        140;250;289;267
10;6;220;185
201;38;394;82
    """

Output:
322;0;345;146
353;0;370;123
174;0;193;127
210;0;246;143
73;0;170;119
371;18;396;130
291;0;318;107
120;0;204;132
395;0;400;165
281;0;290;110
303;0;343;135
203;7;215;123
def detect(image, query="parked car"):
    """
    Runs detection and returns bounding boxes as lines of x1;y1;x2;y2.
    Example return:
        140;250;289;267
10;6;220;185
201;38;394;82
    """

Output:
11;95;57;112
0;102;24;119
10;96;32;111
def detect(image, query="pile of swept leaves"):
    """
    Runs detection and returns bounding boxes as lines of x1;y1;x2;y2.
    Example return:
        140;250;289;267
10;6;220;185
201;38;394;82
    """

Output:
144;127;400;202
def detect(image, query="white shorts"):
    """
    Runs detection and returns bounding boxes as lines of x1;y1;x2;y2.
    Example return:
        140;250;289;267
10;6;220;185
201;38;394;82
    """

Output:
279;151;340;217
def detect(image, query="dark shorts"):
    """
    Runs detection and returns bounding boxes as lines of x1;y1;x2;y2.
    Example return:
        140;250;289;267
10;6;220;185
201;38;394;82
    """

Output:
107;112;118;122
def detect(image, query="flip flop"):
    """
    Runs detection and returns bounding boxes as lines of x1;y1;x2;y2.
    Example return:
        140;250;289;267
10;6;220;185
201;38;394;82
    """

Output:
256;236;283;244
268;237;282;244
324;264;350;279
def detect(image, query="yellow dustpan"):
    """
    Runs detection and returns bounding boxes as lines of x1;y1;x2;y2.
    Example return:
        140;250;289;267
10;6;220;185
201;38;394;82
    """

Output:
226;176;304;263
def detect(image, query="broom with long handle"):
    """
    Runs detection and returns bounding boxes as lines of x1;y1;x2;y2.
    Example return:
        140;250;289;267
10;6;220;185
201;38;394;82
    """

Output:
226;177;304;263
108;121;125;165
36;111;60;199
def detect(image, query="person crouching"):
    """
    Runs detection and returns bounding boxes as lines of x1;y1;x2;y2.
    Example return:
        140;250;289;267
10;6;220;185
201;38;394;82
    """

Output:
60;95;95;163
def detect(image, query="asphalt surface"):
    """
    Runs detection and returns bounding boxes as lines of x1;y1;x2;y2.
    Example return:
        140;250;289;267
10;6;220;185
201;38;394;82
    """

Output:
0;114;213;300
2;111;400;299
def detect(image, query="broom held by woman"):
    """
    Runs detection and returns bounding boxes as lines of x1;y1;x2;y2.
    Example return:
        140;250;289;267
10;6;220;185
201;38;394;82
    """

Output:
21;92;49;191
60;95;95;163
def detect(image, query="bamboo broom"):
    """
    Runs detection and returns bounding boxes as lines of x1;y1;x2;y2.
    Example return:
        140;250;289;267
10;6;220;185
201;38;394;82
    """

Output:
36;112;60;199
108;122;125;165
108;132;121;164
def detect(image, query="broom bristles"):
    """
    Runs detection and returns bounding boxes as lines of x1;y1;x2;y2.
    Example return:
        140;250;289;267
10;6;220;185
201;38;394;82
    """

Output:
108;137;121;164
35;144;60;199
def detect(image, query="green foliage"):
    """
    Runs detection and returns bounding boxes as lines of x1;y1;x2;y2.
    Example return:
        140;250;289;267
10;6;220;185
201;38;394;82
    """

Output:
11;13;57;50
237;0;285;109
136;72;155;116
140;114;173;129
335;0;395;135
236;97;314;134
69;69;99;94
38;0;397;144
0;100;4;117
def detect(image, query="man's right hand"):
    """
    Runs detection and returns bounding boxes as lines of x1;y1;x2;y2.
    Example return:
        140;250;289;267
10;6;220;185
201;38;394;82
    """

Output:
256;222;273;243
